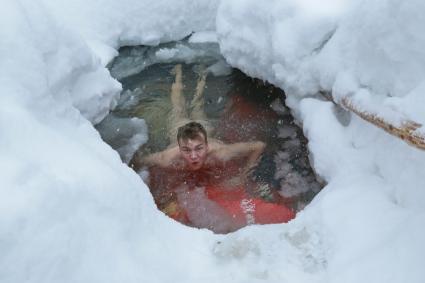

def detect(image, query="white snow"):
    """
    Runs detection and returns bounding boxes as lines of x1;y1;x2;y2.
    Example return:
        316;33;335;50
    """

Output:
189;31;218;43
217;0;425;282
1;0;424;282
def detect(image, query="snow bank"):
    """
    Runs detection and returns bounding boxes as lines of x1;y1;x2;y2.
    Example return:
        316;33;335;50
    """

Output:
40;0;219;58
217;0;425;282
218;0;425;127
0;1;225;283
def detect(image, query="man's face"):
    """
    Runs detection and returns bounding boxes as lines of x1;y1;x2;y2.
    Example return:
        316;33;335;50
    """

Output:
178;135;208;171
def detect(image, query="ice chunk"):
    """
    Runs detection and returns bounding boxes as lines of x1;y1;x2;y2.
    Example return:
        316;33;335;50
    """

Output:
96;115;148;163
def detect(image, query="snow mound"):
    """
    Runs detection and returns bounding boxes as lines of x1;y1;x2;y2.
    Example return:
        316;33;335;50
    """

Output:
217;0;425;282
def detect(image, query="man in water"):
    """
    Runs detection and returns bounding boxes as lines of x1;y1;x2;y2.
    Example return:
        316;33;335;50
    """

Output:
131;64;265;186
129;64;295;232
139;120;268;232
138;121;265;186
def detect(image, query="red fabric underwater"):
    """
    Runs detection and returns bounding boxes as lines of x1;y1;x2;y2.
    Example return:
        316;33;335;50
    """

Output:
205;186;295;226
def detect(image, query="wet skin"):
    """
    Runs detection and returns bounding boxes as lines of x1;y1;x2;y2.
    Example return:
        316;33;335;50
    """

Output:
143;134;264;189
178;137;209;171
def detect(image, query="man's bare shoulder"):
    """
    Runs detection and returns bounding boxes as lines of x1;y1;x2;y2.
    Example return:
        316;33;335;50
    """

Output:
208;140;265;161
144;146;181;168
206;139;226;153
206;139;229;160
207;139;224;149
161;146;181;161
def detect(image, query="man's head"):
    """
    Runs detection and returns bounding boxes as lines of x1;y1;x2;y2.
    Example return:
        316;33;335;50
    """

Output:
177;122;208;171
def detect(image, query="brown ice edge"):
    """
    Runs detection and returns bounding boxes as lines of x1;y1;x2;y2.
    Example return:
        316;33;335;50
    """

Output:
319;91;425;151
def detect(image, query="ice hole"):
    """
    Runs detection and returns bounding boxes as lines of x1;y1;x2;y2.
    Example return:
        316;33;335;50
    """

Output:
96;39;323;234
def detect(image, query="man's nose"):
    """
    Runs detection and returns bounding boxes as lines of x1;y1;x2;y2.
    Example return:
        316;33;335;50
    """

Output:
190;151;198;159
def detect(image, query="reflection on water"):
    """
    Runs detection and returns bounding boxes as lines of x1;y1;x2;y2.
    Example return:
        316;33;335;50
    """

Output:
97;40;323;233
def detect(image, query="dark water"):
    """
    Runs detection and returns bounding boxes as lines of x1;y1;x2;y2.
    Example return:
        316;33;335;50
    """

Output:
97;40;323;232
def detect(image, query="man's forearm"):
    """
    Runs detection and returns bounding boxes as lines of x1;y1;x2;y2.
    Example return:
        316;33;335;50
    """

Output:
129;151;161;171
242;141;265;176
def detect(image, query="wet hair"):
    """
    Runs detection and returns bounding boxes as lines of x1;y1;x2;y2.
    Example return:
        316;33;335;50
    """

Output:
177;122;208;145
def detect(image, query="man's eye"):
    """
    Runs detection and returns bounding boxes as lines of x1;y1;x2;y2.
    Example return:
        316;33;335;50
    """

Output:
195;147;203;151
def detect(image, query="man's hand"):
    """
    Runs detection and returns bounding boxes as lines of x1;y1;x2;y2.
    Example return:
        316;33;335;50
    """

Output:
240;141;265;181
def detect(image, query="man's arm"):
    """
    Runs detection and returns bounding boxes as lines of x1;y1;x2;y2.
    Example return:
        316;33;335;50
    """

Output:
129;147;179;171
216;141;266;178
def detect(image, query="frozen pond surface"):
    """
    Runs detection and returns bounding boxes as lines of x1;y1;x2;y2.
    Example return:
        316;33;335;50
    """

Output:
96;39;323;232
